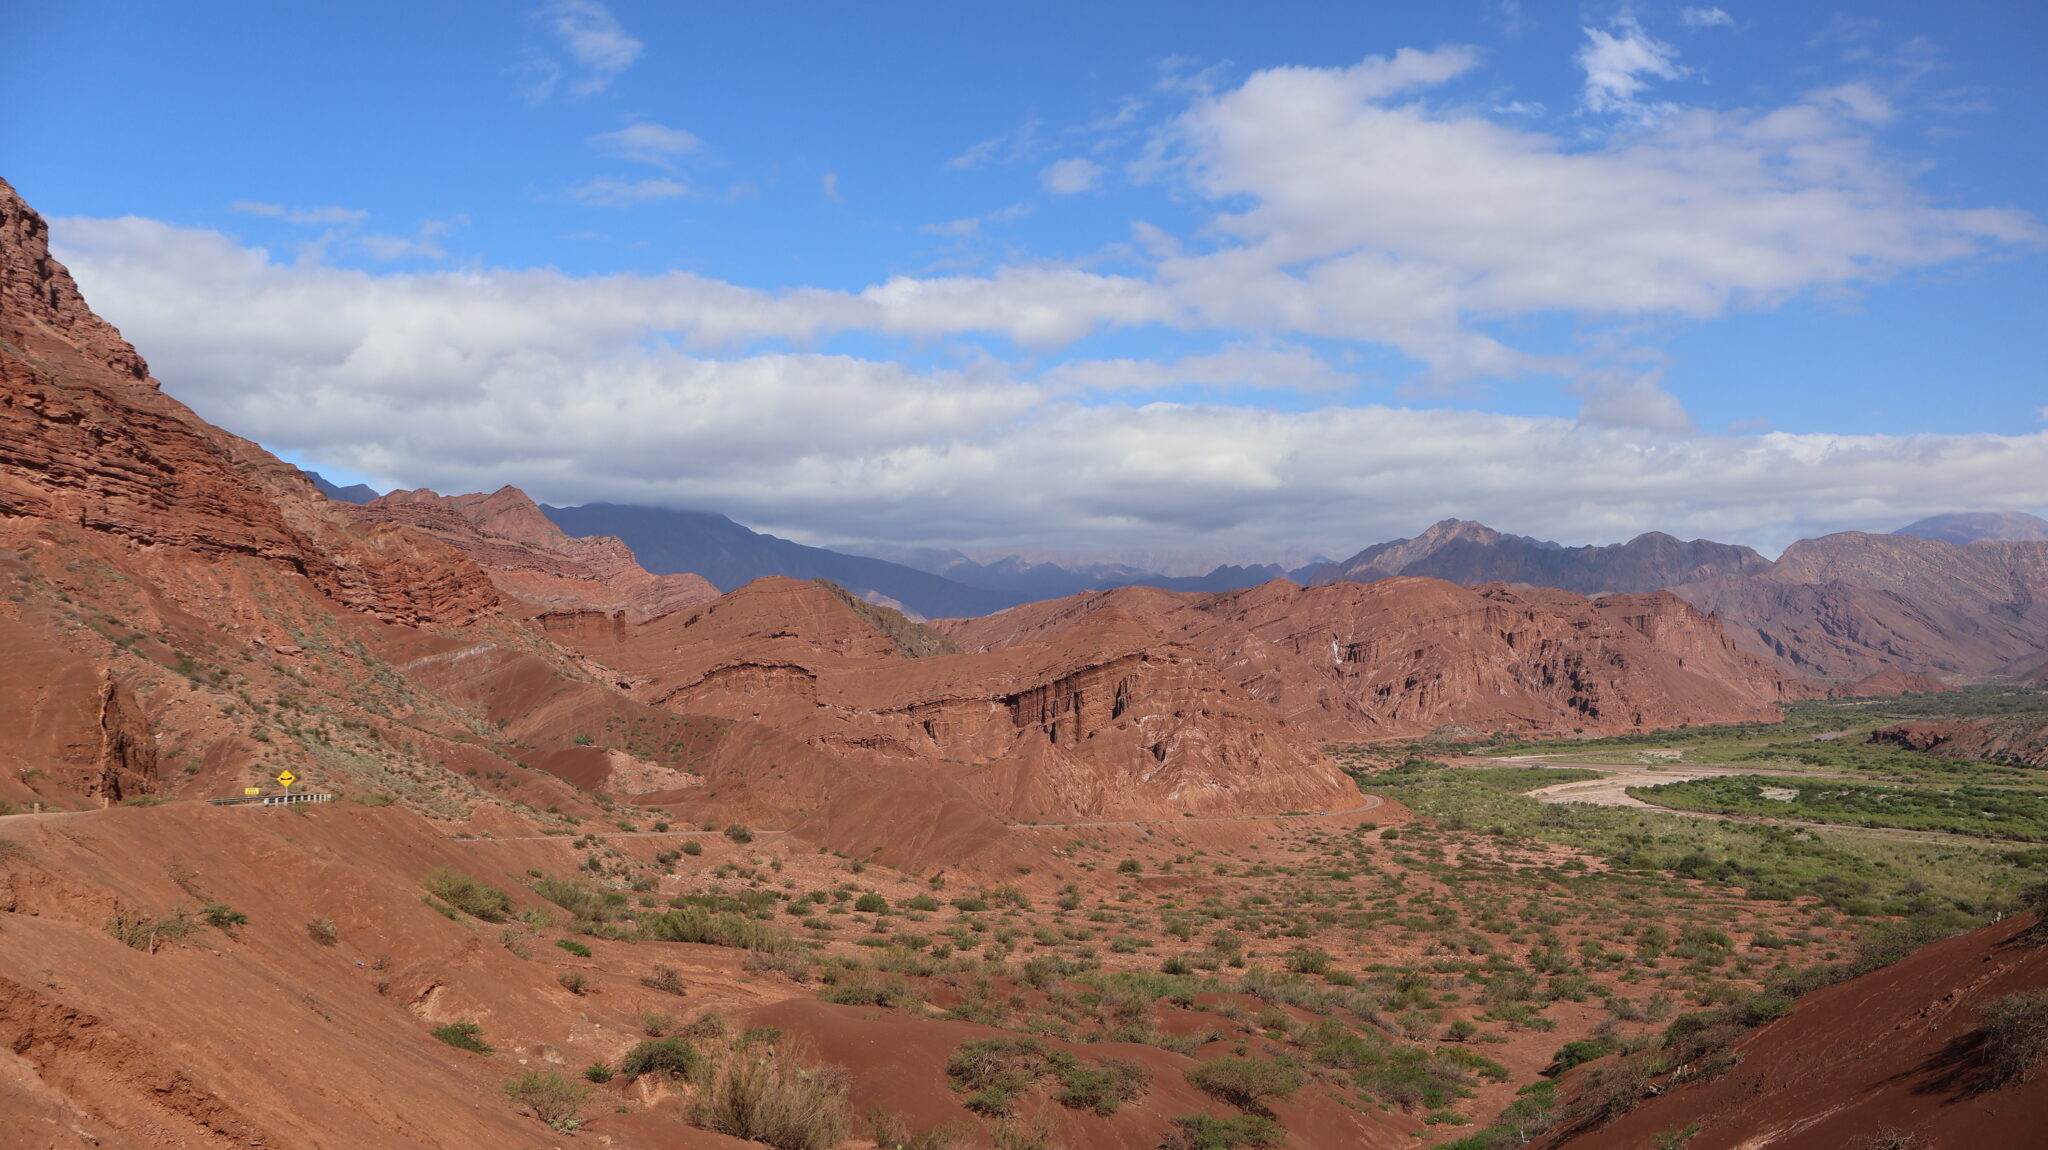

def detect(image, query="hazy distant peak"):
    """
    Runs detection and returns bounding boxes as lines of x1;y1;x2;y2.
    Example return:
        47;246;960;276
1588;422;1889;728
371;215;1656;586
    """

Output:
1893;511;2048;545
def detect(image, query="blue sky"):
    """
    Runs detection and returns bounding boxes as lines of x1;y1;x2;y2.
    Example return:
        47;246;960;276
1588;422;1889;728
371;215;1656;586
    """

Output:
4;1;2044;561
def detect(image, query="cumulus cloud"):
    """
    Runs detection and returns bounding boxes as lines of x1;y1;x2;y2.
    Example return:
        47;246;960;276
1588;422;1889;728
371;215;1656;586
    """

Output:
53;215;2048;556
1041;157;1105;194
1152;45;2036;379
589;121;701;166
1681;7;1734;29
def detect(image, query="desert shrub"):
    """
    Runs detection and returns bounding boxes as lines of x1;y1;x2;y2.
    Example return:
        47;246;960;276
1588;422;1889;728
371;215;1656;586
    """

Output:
307;917;339;945
644;906;801;953
682;839;704;856
640;1011;680;1036
620;1036;705;1082
856;892;890;914
422;867;512;922
1165;1113;1285;1149
1560;1052;1657;1132
103;907;193;952
1053;1057;1148;1115
1978;989;2048;1088
1545;1038;1616;1077
945;1037;1049;1116
556;938;593;958
642;964;689;994
691;1039;850;1150
1285;947;1333;975
868;1110;972;1150
905;894;941;912
202;903;248;934
432;1019;492;1054
584;1061;615;1083
1183;1056;1307;1112
818;970;915;1007
502;1069;591;1130
557;970;591;994
744;948;816;982
724;823;755;844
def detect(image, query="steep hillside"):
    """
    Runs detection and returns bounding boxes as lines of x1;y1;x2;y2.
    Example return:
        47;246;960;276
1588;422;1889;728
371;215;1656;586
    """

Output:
1311;520;1768;594
1541;915;2048;1150
941;578;1793;740
1676;531;2048;681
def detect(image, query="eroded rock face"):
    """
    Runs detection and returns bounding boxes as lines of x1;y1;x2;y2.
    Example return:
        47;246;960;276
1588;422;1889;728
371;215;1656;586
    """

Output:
0;178;497;628
942;577;1793;740
546;578;1357;820
354;486;718;619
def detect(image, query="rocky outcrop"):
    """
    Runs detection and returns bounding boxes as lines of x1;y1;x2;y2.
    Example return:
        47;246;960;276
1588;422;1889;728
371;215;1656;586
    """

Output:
1871;718;2048;769
546;577;1356;820
355;486;717;619
0;178;497;627
942;577;1793;740
1311;519;1769;594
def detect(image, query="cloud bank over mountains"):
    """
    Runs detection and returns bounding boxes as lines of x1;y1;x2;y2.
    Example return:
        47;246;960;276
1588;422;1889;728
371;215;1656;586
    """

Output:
53;34;2044;559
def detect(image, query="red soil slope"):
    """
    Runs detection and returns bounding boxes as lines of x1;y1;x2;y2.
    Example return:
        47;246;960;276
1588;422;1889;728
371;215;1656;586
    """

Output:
942;578;1793;740
1543;915;2048;1150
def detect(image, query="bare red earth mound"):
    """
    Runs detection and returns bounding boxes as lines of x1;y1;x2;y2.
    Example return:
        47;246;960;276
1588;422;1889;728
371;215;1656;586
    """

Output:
1826;668;1955;698
1542;915;2048;1150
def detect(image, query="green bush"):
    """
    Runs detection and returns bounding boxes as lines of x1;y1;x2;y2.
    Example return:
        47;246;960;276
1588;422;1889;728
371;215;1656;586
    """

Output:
503;1069;590;1130
692;1040;850;1150
1979;989;2048;1088
621;1036;705;1081
724;824;755;844
855;892;889;914
1165;1114;1284;1149
641;964;688;995
201;903;248;934
556;938;593;957
1183;1056;1307;1112
422;867;512;922
584;1061;615;1083
432;1019;492;1054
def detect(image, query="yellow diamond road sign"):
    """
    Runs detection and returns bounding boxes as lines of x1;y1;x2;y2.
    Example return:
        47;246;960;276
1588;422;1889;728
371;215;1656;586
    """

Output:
277;770;297;788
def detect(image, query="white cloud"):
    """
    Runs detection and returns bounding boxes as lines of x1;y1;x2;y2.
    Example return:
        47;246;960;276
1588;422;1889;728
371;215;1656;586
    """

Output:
589;121;700;166
1577;16;1687;119
1041;344;1350;394
821;171;842;202
1573;372;1694;433
54;214;2048;556
945;120;1042;170
1150;45;2036;379
1041;157;1106;194
565;177;687;207
520;0;641;102
1680;7;1734;29
547;0;641;95
230;201;367;225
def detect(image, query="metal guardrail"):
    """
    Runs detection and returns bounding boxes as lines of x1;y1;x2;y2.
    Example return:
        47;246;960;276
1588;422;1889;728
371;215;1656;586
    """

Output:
206;792;334;807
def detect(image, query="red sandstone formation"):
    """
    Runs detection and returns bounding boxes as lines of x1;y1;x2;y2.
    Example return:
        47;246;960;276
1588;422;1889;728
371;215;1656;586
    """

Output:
1825;668;1954;698
942;578;1794;740
354;485;718;619
544;577;1358;821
